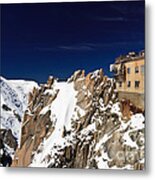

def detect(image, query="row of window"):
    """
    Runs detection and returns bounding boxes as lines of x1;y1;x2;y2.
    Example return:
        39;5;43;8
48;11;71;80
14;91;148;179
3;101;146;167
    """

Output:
119;81;140;88
127;65;144;74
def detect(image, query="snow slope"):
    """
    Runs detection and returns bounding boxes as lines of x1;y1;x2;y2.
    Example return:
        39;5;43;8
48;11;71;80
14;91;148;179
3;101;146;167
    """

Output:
0;76;38;145
29;76;145;169
51;82;77;131
30;81;77;167
1;71;145;170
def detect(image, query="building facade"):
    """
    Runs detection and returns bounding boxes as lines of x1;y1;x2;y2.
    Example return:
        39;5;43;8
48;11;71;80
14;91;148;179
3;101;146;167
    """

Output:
110;50;145;110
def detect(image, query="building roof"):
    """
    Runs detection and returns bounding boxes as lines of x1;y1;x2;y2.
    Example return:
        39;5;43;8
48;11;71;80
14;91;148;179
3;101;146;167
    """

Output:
115;50;145;64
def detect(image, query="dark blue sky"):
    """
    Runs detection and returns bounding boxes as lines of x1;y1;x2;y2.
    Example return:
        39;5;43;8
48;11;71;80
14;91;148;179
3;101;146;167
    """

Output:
1;1;145;82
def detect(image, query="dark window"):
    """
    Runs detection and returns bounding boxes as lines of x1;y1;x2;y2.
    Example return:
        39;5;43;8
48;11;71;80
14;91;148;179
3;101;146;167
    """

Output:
135;81;140;88
135;66;139;73
127;81;131;87
127;67;131;74
119;82;122;87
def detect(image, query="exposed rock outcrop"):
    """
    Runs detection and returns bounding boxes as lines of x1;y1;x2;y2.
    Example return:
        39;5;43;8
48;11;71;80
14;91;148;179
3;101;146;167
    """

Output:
10;69;145;170
12;76;57;166
0;77;38;166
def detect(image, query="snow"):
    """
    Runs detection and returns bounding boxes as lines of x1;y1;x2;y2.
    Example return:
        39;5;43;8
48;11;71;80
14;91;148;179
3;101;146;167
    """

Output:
44;89;56;96
95;134;112;151
95;134;112;169
39;105;50;115
95;112;145;168
110;64;114;72
30;81;77;167
111;102;122;117
121;113;145;148
130;113;145;130
96;152;109;169
90;69;100;79
123;131;138;148
0;74;145;169
0;76;38;116
0;76;38;147
0;115;21;139
51;82;77;131
80;123;96;137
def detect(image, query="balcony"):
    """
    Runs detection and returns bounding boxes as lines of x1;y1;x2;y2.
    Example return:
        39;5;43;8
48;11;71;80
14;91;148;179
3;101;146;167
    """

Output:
114;73;126;82
110;64;126;82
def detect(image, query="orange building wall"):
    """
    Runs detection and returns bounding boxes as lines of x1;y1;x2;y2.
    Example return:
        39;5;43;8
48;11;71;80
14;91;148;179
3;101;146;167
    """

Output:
116;58;144;94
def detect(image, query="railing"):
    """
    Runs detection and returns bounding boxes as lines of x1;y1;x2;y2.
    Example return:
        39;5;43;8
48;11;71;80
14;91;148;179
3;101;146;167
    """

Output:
114;73;126;81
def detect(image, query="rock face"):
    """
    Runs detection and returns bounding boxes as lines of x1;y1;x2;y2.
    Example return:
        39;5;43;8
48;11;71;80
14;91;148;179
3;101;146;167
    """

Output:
12;76;58;166
0;77;38;166
0;129;17;150
120;99;144;121
10;70;145;170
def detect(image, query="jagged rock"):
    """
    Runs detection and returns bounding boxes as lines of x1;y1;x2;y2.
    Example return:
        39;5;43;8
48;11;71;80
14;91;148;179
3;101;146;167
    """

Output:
47;76;54;88
69;70;85;83
74;78;85;91
62;126;67;138
121;99;131;121
2;104;12;111
0;129;17;150
65;146;72;161
134;162;144;170
10;69;145;170
12;78;58;167
120;99;144;121
76;90;86;103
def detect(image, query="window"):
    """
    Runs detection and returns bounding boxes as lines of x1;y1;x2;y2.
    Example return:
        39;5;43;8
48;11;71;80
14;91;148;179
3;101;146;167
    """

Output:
141;65;144;74
119;82;122;87
135;81;140;88
127;81;131;88
127;67;131;74
135;66;139;73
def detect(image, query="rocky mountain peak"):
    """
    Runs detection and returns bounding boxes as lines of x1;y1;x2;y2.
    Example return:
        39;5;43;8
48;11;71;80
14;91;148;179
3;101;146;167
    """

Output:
0;71;145;170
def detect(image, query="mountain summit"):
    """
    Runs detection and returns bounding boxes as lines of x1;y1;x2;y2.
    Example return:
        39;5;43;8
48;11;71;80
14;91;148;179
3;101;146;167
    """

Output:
0;70;145;169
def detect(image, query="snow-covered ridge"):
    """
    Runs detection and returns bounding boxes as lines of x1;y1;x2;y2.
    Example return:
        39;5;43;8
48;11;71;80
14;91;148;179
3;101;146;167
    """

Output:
0;76;38;116
0;76;38;163
30;81;78;167
0;70;145;170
